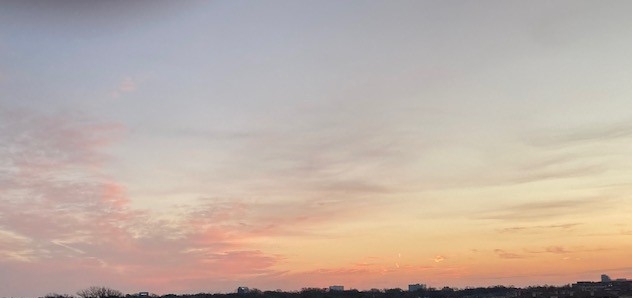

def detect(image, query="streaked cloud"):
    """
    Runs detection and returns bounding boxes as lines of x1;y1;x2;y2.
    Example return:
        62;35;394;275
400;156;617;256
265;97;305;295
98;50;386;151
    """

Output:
494;249;527;260
0;106;287;293
544;246;569;255
477;199;606;222
498;223;581;234
530;121;632;147
2;1;632;296
525;246;609;255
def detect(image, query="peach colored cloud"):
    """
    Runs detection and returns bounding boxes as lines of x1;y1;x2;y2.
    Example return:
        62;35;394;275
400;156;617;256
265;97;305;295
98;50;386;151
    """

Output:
3;105;414;295
433;255;446;263
494;249;527;260
0;107;286;296
2;105;629;297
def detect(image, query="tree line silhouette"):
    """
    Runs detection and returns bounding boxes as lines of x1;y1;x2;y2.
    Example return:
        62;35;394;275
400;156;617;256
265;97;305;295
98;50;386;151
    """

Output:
42;284;632;298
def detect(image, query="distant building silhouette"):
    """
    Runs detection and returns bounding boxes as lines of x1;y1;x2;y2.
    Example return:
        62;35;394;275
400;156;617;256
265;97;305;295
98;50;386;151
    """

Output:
329;286;344;291
409;284;427;292
237;287;250;294
573;274;632;292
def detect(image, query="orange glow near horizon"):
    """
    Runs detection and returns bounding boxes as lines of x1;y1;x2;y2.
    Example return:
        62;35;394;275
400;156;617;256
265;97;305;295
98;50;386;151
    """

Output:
2;1;632;297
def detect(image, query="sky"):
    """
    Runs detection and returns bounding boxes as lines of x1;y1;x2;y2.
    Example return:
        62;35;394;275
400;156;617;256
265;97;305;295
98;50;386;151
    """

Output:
1;0;632;297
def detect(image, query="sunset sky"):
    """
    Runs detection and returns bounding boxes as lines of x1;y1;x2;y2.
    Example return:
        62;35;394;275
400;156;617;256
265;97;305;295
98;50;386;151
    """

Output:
2;1;632;297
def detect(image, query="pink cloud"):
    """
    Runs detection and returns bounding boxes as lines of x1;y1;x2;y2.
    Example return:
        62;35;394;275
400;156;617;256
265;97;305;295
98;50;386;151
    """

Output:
119;77;136;92
0;106;288;296
0;105;501;296
111;77;137;98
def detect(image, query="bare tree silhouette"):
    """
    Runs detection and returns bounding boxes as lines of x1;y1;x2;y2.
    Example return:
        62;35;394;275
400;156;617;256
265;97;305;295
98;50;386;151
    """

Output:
45;293;74;298
76;286;123;298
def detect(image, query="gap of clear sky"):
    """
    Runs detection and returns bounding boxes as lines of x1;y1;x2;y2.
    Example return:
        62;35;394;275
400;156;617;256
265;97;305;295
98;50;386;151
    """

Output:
1;1;632;297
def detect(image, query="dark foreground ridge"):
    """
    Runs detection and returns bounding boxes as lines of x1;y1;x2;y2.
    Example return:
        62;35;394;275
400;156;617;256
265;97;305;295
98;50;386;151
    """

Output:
38;275;632;298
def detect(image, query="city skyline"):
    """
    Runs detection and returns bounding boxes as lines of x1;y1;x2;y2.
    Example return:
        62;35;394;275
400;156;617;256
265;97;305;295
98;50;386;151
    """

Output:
40;273;632;297
1;1;632;297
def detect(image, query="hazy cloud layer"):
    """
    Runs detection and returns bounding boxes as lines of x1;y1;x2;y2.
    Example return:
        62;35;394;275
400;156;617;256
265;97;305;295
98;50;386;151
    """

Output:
476;199;607;222
3;1;632;296
0;106;425;295
0;107;289;294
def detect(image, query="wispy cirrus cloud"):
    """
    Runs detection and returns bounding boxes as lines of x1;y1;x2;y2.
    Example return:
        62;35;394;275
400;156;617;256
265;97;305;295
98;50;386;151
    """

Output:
421;119;632;191
525;246;609;255
0;106;289;295
498;223;581;234
0;230;35;262
476;199;605;222
1;105;414;296
494;249;527;260
529;120;632;147
543;246;570;254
